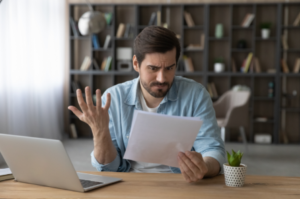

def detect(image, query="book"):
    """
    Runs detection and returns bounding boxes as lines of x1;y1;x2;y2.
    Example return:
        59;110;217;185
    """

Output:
249;57;254;73
206;84;213;97
293;12;300;26
240;58;247;73
71;81;80;93
156;10;161;26
184;11;195;27
186;57;194;72
104;56;112;71
243;53;253;73
293;58;300;73
241;14;255;27
124;24;131;38
116;23;125;38
101;57;107;71
80;56;91;71
148;12;157;25
93;58;100;70
200;33;205;49
281;59;289;73
186;44;202;50
70;17;79;37
0;168;14;182
281;34;289;50
103;35;111;49
231;57;237;72
92;34;100;49
104;12;113;26
253;57;261;73
210;82;218;98
182;55;194;72
69;123;78;139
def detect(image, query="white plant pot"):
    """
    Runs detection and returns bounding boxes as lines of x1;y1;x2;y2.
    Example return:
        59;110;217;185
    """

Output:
214;63;225;73
223;163;247;187
261;29;270;39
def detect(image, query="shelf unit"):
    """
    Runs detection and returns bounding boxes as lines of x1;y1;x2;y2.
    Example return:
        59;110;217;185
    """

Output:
69;2;300;144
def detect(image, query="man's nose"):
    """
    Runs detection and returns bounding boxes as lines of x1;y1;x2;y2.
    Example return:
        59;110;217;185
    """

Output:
156;69;166;83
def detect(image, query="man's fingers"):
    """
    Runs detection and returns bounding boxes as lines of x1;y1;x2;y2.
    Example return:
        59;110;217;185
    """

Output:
85;87;94;109
104;93;111;111
185;151;207;176
178;153;199;182
178;156;191;182
96;89;102;110
68;106;83;119
76;89;88;112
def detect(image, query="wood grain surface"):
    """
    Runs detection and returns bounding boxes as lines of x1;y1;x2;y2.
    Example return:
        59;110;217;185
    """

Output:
0;172;300;199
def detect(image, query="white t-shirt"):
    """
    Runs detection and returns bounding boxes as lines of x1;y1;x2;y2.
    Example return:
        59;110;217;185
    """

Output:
128;86;172;173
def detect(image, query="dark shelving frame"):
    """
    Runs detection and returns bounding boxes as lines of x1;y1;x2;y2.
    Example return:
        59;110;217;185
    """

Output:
69;2;300;144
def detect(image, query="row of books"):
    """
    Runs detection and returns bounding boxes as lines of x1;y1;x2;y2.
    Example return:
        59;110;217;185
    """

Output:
185;34;205;50
116;23;134;38
232;53;261;73
80;56;112;71
148;11;162;26
70;13;112;37
92;34;111;49
281;58;300;73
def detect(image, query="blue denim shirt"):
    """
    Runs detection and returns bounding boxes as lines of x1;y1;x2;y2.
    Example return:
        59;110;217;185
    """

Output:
91;76;225;174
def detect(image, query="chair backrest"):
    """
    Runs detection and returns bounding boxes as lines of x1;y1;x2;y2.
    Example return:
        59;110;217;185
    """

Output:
225;90;250;110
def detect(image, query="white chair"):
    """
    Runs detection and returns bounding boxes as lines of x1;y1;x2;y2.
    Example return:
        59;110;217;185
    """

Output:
213;90;251;152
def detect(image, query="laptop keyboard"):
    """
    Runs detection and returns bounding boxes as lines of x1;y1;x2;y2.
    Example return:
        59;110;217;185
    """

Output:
80;179;103;188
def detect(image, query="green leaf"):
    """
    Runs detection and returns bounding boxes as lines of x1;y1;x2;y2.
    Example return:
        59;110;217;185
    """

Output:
227;149;243;167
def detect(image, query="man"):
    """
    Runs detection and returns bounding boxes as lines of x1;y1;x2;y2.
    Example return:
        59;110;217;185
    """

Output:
68;26;225;183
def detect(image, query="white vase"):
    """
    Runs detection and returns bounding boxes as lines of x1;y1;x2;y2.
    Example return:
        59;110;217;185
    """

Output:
214;63;225;73
223;163;247;187
261;29;270;39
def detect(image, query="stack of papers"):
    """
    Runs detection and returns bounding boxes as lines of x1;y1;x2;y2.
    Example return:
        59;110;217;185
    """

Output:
124;110;203;167
0;168;14;182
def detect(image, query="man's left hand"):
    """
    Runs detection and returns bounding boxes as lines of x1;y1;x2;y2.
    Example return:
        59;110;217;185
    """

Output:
178;151;208;183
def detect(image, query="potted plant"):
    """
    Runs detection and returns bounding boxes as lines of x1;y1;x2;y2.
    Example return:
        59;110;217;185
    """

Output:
260;22;271;39
223;150;247;187
214;57;225;73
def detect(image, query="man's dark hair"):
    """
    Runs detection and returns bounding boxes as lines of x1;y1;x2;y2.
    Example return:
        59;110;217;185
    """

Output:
133;26;181;67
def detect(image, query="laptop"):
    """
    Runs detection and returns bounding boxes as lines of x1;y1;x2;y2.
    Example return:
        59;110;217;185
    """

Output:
0;134;122;192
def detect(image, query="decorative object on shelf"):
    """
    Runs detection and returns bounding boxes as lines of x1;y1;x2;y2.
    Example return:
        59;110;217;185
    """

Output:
241;13;255;27
117;47;133;71
237;39;247;49
260;22;271;39
80;56;92;71
293;12;300;26
293;58;300;73
184;11;195;27
214;57;225;73
186;33;205;50
215;23;223;38
223;150;247;187
254;134;272;144
78;3;106;36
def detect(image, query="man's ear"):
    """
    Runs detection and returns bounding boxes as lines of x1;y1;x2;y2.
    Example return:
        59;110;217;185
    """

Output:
132;55;139;73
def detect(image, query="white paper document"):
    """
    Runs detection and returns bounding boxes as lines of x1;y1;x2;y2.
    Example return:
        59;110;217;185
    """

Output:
123;110;203;168
0;168;12;176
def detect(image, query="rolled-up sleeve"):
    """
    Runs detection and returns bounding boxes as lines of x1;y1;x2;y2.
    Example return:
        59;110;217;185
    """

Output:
90;150;120;172
192;85;226;174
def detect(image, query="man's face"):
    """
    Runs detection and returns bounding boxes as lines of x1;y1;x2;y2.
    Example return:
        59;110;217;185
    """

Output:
133;47;177;98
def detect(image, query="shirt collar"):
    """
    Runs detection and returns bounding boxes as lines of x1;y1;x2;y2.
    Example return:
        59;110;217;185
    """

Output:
124;76;178;107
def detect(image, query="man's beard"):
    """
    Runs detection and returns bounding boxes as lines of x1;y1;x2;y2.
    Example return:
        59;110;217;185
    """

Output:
140;79;172;98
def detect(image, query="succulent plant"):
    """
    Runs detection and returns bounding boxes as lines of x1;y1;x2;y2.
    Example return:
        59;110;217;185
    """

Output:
226;150;243;167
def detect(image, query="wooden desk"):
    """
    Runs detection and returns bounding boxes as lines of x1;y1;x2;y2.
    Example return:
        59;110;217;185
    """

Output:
1;172;299;199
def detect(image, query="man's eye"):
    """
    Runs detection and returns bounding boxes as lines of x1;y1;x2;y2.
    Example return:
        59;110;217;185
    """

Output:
167;67;173;70
150;67;157;71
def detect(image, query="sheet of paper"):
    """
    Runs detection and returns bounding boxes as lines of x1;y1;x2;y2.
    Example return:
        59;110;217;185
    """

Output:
0;168;12;176
124;110;203;168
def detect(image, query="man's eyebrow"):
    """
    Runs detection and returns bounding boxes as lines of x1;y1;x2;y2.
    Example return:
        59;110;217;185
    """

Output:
147;64;176;68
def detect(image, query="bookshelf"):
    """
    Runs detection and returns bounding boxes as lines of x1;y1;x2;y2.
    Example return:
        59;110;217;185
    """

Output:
69;2;300;144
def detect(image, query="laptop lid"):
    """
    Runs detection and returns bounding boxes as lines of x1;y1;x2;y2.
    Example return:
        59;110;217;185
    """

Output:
0;134;121;192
